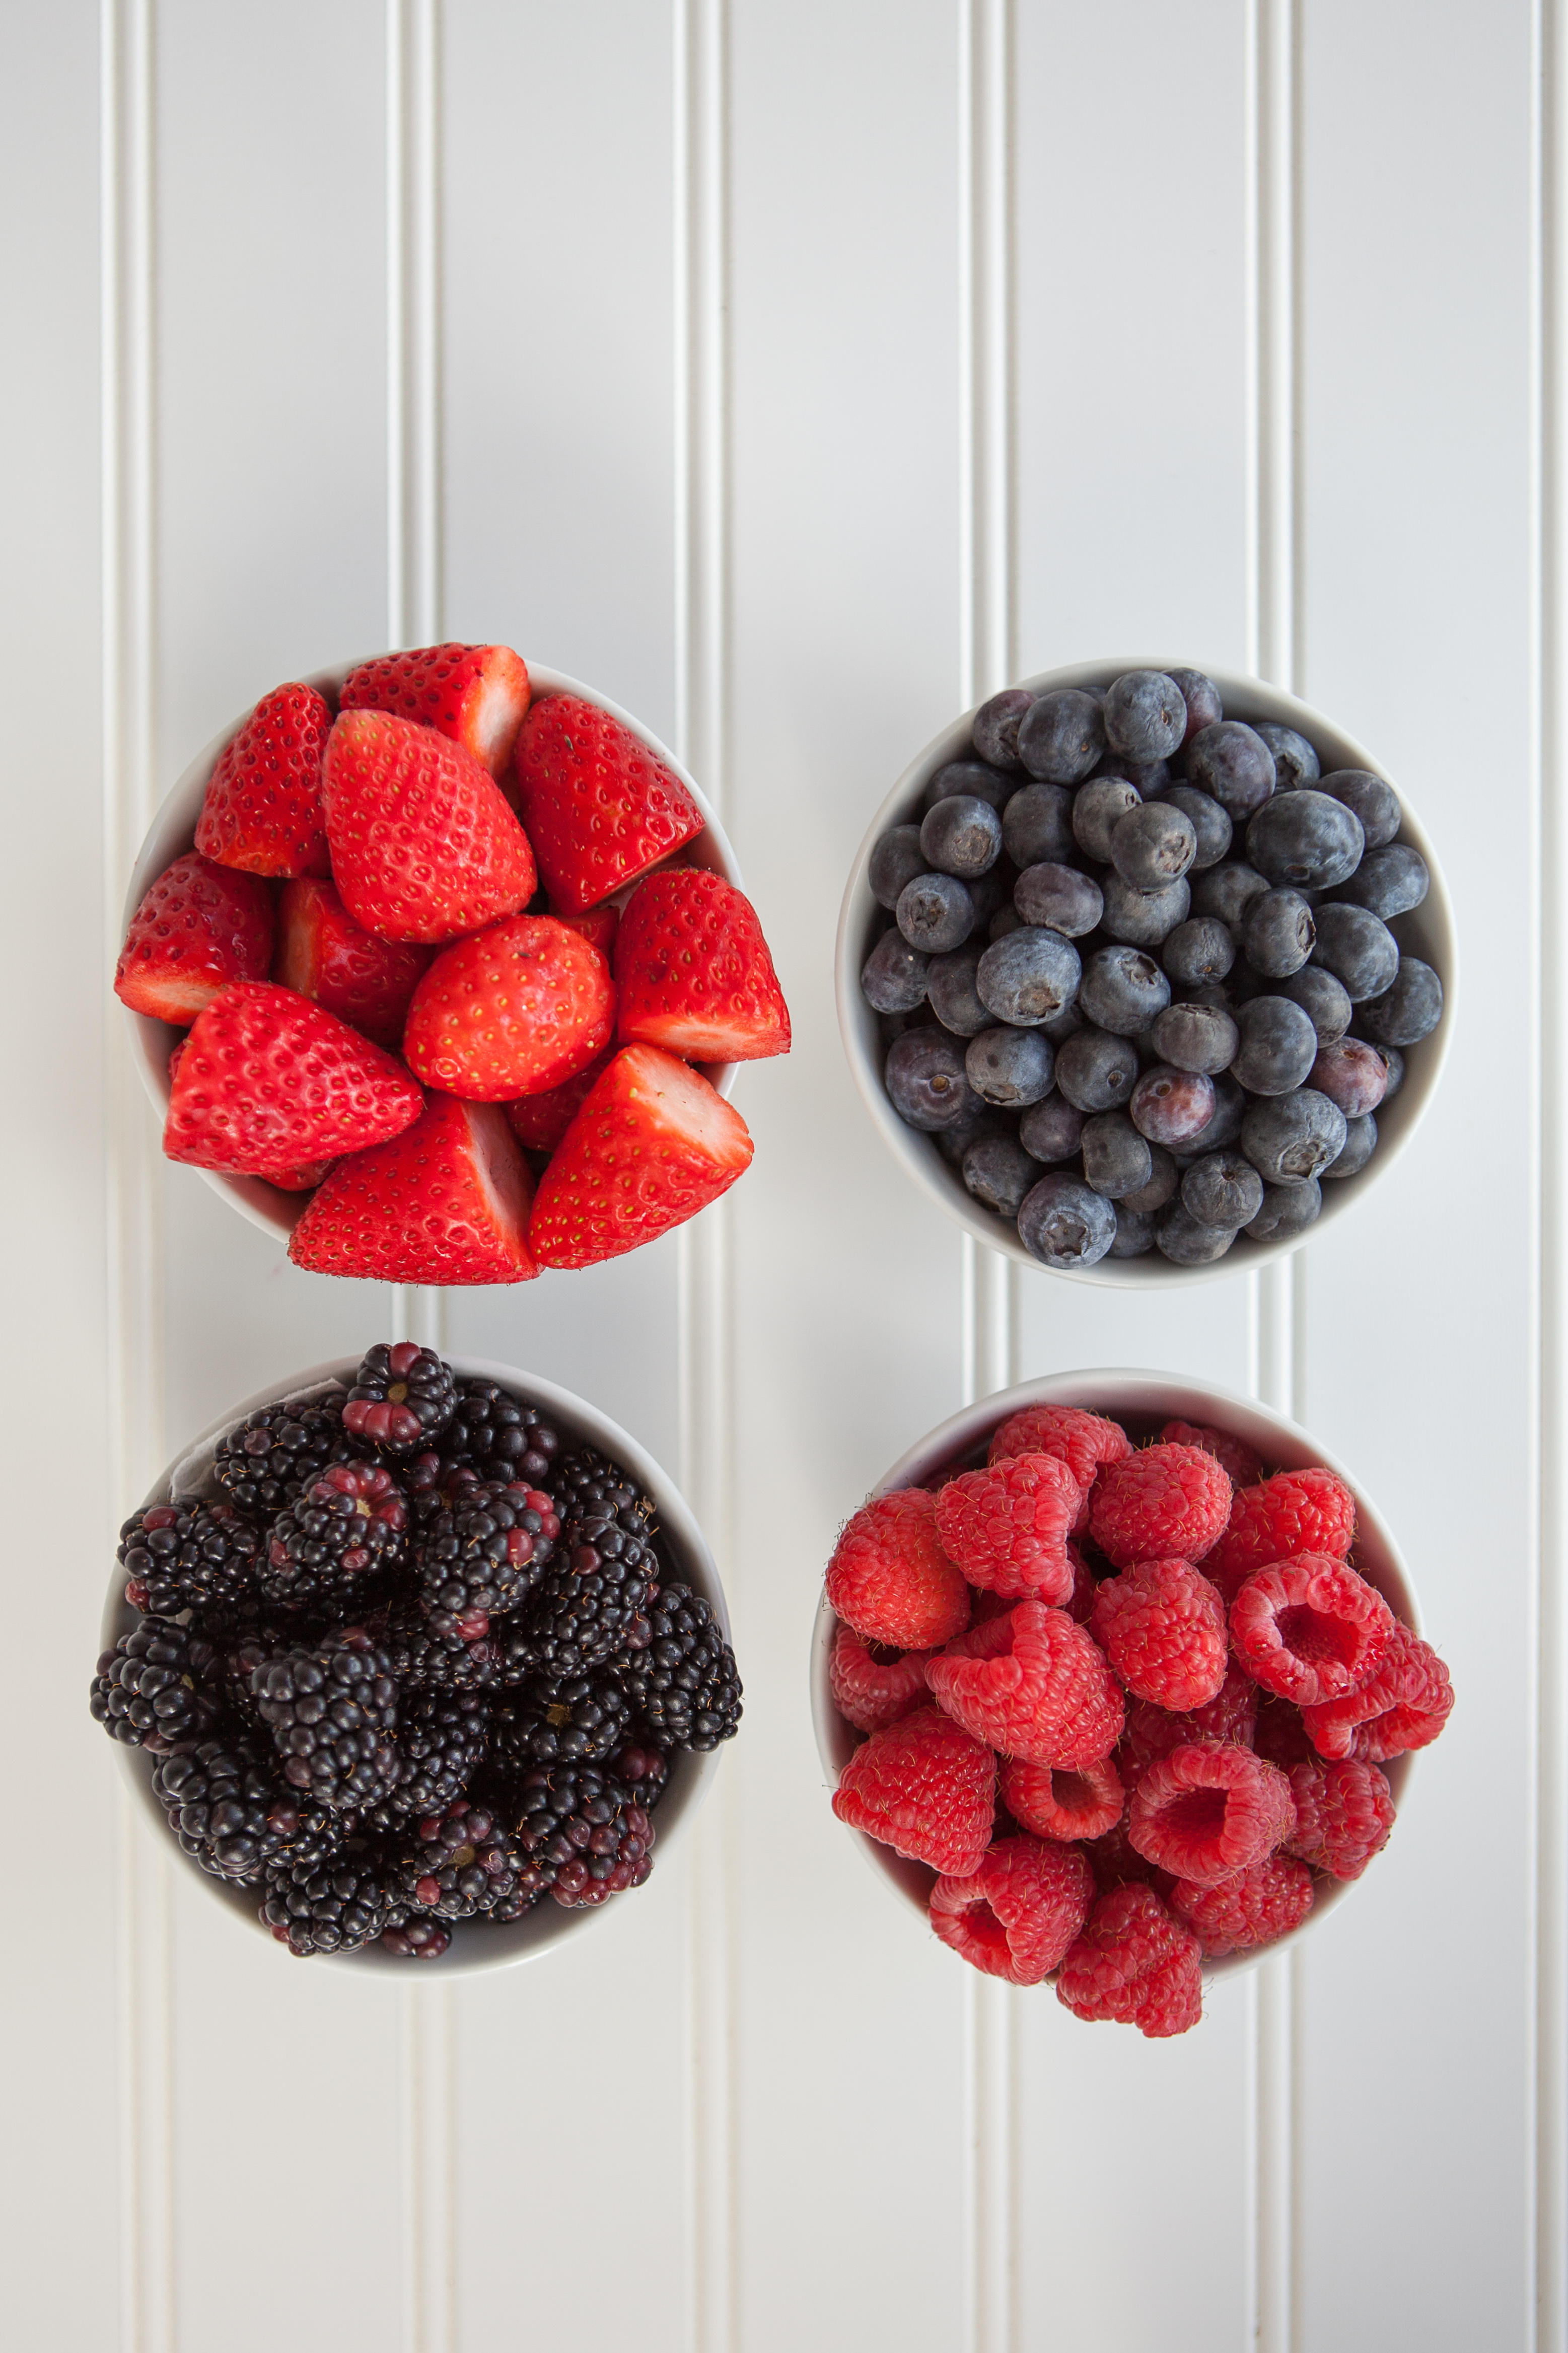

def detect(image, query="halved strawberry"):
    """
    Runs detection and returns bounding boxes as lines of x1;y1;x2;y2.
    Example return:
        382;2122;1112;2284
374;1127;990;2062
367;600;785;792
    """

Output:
503;1043;617;1154
274;877;431;1048
115;852;275;1025
403;914;615;1100
512;695;704;912
194;683;333;878
339;644;530;782
289;1094;537;1284
163;981;423;1178
322;709;537;943
614;868;790;1062
529;1043;752;1268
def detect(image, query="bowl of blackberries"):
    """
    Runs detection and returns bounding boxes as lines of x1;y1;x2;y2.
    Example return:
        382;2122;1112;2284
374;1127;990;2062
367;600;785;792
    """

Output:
838;660;1455;1281
90;1343;742;1970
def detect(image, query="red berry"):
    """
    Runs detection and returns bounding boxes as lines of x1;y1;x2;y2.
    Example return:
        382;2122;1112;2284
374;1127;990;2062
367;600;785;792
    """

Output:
1285;1757;1397;1880
339;643;530;781
825;1489;971;1652
273;876;431;1049
1252;1694;1316;1768
1121;1662;1259;1780
1159;1418;1264;1489
831;1704;995;1875
403;915;615;1101
1205;1466;1357;1603
933;1452;1080;1601
503;1044;618;1154
1056;1884;1203;2037
1229;1553;1395;1705
1127;1739;1296;1886
1301;1624;1454;1762
289;1093;537;1285
614;868;790;1063
194;681;333;879
930;1835;1094;1984
1091;1555;1228;1710
828;1626;935;1734
513;694;705;913
115;852;275;1026
1087;1816;1176;1898
1065;1541;1100;1624
988;1404;1131;1531
1171;1854;1315;1956
323;708;536;944
927;1602;1123;1769
1088;1443;1231;1569
1000;1753;1124;1842
528;1045;753;1270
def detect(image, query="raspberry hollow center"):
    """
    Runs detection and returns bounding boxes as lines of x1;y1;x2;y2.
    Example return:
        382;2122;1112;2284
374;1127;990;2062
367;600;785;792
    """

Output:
1161;1789;1229;1844
1276;1604;1361;1670
966;1900;1008;1958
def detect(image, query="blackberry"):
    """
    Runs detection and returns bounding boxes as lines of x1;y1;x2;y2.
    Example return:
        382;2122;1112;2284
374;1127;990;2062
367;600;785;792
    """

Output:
519;1511;661;1680
252;1631;401;1809
211;1396;351;1520
413;1479;559;1643
261;1841;393;1956
384;1799;529;1921
343;1341;459;1455
117;1498;263;1627
492;1673;631;1772
382;1916;451;1959
216;1612;333;1729
151;1734;345;1883
382;1688;492;1817
619;1585;743;1751
550;1447;655;1534
91;1616;221;1751
440;1380;561;1487
382;1590;502;1690
260;1460;408;1609
504;1763;655;1908
608;1739;671;1812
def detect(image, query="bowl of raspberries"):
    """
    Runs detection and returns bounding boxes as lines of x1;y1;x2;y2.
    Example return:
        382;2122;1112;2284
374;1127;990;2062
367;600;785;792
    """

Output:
838;660;1453;1281
811;1372;1453;2037
92;1342;743;1969
114;644;790;1282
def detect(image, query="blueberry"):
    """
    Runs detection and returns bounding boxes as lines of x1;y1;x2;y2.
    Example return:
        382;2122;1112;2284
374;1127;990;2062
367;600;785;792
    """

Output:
1151;1000;1239;1075
1231;995;1319;1095
1153;781;1232;869
1181;1070;1246;1156
967;1025;1054;1106
1186;722;1276;818
1162;916;1236;989
897;872;975;954
1155;1201;1237;1266
989;905;1024;941
1246;790;1365;890
1166;668;1225;741
1376;1042;1406;1099
1055;1025;1141;1112
885;1030;982;1131
1180;1152;1264;1230
1276;964;1351;1044
1310;1037;1388;1117
1079;944;1172;1035
921;794;1004;879
1109;800;1197;888
1003;781;1076;868
1014;862;1104;937
1019;1092;1086;1162
1017;1175;1117;1270
1103;670;1188;763
1129;1064;1216;1149
1190;861;1269;928
1018;689;1105;783
1109;1203;1158;1257
1120;1144;1180;1213
972;687;1035;770
927;945;990;1036
963;1134;1043;1217
1241;886;1316;978
1073;776;1142;863
974;926;1081;1027
1254;722;1321;791
862;928;931;1013
1358;955;1443;1046
1240;1088;1347;1184
965;860;1016;925
1081;1110;1154;1200
1245;1175;1323;1241
937;1107;1003;1166
869;824;928;910
922;759;1014;817
1324;1112;1378;1181
878;1009;927;1048
1333;843;1429;919
1310;903;1399;1002
1100;756;1172;797
1101;873;1190;947
1319;769;1401;850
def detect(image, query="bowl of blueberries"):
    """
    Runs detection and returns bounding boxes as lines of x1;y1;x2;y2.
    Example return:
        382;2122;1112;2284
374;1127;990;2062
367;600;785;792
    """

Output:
836;660;1455;1283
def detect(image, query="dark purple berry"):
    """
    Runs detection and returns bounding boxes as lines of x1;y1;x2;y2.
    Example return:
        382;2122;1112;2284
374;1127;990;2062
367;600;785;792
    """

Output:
1129;1065;1216;1149
1230;995;1319;1096
974;928;1082;1027
1018;689;1105;783
1017;1175;1116;1270
897;872;974;954
966;1026;1054;1107
1102;670;1187;763
1078;946;1170;1037
1240;1089;1348;1185
1310;904;1400;1002
1319;769;1401;849
972;687;1035;769
1358;956;1443;1046
921;794;1003;878
1166;668;1224;741
1242;887;1316;979
1018;1093;1086;1162
1081;1111;1153;1200
1002;782;1076;868
1013;862;1103;937
869;824;928;911
1186;721;1276;819
1072;776;1141;863
862;928;931;1014
1254;722;1320;790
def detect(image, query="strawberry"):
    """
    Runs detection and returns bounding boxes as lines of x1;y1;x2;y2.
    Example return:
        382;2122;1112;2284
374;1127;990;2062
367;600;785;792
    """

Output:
504;1043;617;1154
549;900;619;960
269;1161;336;1192
402;914;615;1101
339;643;531;783
115;852;275;1025
529;1043;752;1268
273;877;431;1048
289;1093;538;1284
614;868;790;1062
512;695;704;912
193;683;333;878
162;981;423;1178
322;709;536;944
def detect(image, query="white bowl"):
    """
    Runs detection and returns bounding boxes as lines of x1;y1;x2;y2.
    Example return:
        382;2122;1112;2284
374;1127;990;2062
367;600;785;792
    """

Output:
122;660;745;1244
101;1354;731;1976
835;659;1458;1287
809;1368;1419;1985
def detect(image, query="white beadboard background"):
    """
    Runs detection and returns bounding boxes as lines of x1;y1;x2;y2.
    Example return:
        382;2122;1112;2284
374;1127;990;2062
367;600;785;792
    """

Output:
1;3;1561;2349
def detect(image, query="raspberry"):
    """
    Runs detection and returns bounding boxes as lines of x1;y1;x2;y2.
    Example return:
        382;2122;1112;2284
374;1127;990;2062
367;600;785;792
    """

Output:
825;1489;971;1650
1065;1541;1099;1623
988;1404;1131;1531
1127;1739;1295;1886
927;1603;1123;1769
1121;1662;1258;1779
1170;1854;1315;1956
828;1626;934;1734
933;1452;1079;1601
1091;1556;1228;1710
1229;1554;1395;1705
1285;1757;1397;1879
831;1704;995;1875
1088;1816;1176;1898
1055;1885;1203;2037
1301;1624;1454;1762
1253;1694;1315;1768
1160;1418;1263;1489
930;1835;1094;1984
1205;1466;1357;1603
1000;1753;1124;1842
1088;1443;1231;1570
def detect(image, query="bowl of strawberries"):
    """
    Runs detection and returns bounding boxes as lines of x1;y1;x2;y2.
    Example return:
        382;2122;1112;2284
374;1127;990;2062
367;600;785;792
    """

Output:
811;1371;1454;2037
114;646;790;1281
